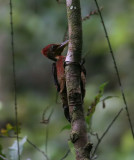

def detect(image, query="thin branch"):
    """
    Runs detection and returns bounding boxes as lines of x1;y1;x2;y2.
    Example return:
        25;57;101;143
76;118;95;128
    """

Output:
59;149;70;160
40;107;54;155
94;0;134;139
82;7;103;21
45;126;48;154
27;139;49;160
40;107;49;124
90;132;99;141
63;8;103;41
0;155;8;160
40;107;54;124
0;136;49;160
91;108;123;158
45;108;53;154
9;0;20;159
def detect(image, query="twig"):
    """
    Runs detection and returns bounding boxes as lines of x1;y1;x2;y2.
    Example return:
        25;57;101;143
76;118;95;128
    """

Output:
48;108;54;121
94;0;134;140
59;149;70;160
0;155;8;160
91;108;123;158
90;132;99;141
82;7;103;21
40;107;54;155
0;136;49;160
9;0;20;159
40;107;49;124
46;108;53;153
63;8;102;42
45;125;49;154
27;139;49;160
40;107;54;124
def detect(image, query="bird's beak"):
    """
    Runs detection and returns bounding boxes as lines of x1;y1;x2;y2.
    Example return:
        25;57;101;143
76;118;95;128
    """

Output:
58;40;69;49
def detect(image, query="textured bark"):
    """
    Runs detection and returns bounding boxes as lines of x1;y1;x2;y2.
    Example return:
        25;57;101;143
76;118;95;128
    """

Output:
65;0;91;159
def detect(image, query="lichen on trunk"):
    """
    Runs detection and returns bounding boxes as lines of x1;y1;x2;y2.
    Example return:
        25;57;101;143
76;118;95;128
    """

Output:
66;0;82;63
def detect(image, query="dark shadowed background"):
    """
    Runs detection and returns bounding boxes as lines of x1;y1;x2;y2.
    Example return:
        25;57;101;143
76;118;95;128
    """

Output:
0;0;134;159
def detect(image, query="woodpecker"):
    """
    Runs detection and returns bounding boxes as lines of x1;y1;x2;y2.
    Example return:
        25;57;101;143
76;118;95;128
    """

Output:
42;40;86;122
41;40;69;61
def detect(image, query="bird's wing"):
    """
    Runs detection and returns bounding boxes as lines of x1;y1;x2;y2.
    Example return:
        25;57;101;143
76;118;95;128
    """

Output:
52;63;60;92
81;64;86;100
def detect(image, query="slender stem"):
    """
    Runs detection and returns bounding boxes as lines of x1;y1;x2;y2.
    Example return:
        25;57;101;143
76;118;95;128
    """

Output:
0;135;49;160
27;139;49;160
45;125;49;154
91;108;123;157
63;8;102;42
60;149;70;160
94;0;134;140
0;155;8;160
9;0;20;159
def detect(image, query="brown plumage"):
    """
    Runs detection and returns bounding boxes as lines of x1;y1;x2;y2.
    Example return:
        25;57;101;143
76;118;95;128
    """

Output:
42;41;86;122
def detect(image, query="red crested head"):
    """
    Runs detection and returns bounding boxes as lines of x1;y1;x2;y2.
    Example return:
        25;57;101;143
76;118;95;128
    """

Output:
41;40;69;61
41;44;52;57
41;44;58;61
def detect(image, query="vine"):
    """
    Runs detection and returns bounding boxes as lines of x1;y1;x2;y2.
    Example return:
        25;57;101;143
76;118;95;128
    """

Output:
9;0;20;159
94;0;134;139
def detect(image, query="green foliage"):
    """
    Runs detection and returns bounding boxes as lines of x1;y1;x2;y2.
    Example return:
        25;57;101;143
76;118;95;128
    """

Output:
68;140;75;159
121;131;134;153
61;124;71;132
86;82;108;130
0;0;134;159
85;82;117;132
0;123;21;137
0;123;13;136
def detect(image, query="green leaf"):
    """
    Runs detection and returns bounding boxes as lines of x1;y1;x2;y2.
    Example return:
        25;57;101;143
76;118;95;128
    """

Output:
60;124;71;132
85;116;92;131
85;116;90;125
68;140;75;159
86;82;109;129
101;96;118;101
1;129;8;136
0;123;21;137
99;81;108;94
0;123;13;136
94;82;108;106
6;123;13;131
9;136;27;160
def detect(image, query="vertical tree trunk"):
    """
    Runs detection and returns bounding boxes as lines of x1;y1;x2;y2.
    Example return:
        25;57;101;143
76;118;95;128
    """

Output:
65;0;92;159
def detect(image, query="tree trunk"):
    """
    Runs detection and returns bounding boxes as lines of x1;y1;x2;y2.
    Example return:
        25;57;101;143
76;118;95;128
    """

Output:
65;0;92;159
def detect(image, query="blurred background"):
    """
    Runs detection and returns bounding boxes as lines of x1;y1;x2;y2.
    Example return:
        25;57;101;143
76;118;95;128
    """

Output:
0;0;134;159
